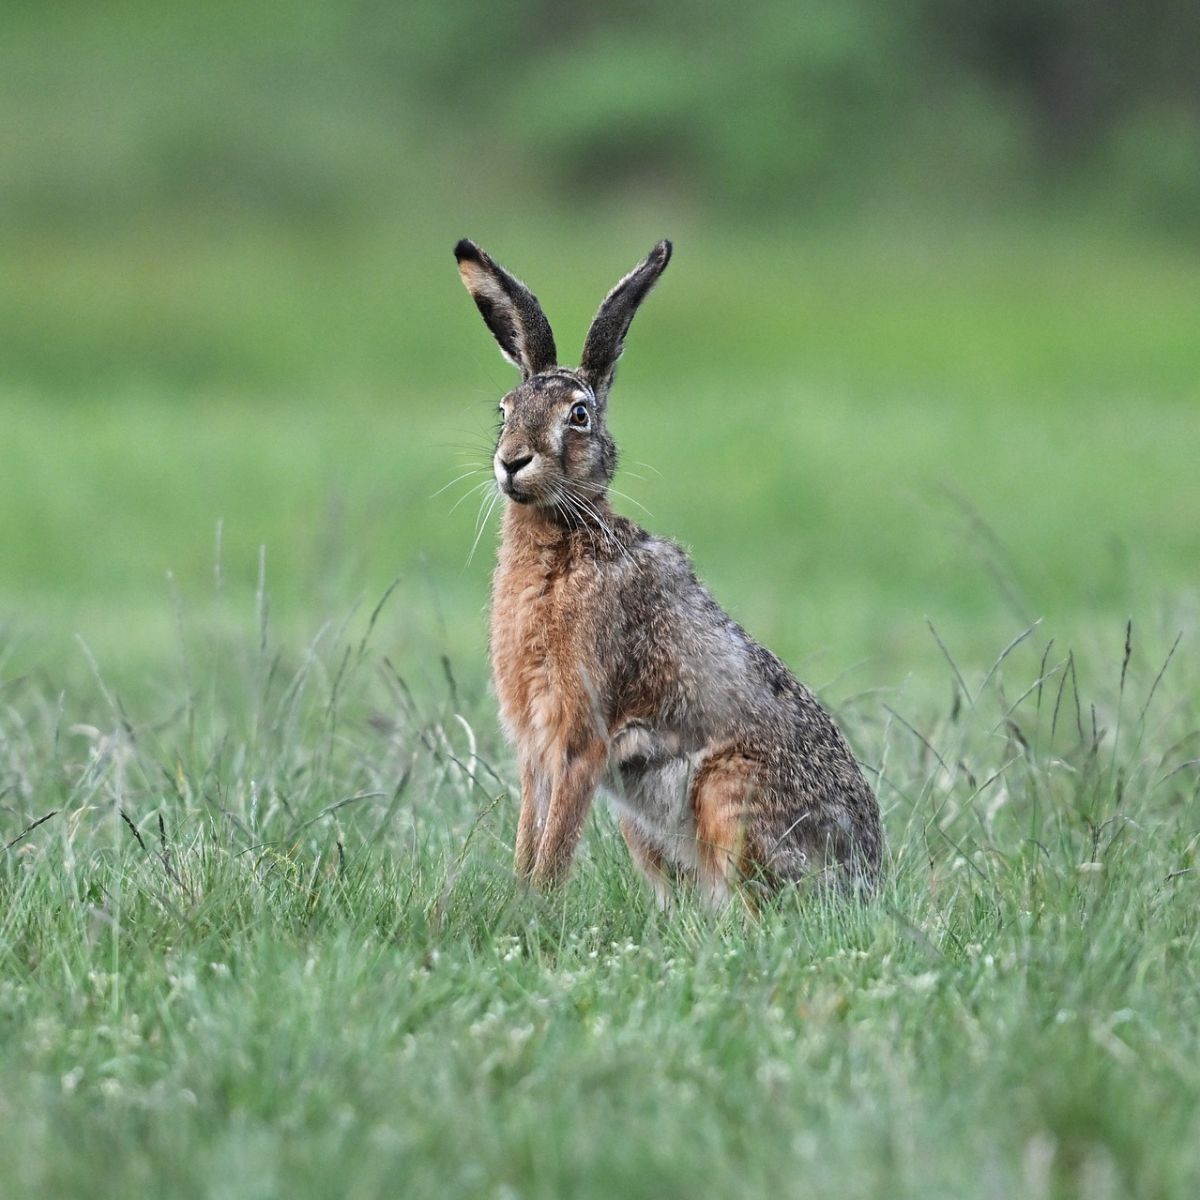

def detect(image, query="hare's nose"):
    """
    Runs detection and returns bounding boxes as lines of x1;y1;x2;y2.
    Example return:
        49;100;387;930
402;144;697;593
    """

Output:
501;454;534;478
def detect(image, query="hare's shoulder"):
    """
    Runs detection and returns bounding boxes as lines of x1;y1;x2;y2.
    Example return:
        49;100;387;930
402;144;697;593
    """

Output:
622;523;703;589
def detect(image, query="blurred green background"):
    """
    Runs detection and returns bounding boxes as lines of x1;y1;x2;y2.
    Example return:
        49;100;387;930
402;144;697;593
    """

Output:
3;0;1198;685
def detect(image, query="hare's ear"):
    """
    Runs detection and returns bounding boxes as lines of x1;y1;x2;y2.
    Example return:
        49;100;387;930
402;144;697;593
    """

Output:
454;239;557;379
579;240;672;401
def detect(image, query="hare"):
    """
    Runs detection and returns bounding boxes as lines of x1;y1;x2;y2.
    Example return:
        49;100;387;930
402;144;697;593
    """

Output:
454;237;882;905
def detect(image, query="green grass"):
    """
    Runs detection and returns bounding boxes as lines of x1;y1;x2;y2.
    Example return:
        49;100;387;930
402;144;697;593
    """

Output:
3;215;1198;679
5;5;1200;1192
2;585;1198;1199
3;183;1200;1199
3;200;1199;1196
6;39;1200;1193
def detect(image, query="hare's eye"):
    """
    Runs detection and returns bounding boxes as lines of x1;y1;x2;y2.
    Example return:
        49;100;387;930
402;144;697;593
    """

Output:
568;403;590;430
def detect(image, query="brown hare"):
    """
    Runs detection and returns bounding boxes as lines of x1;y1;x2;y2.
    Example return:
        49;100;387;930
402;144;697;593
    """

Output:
454;237;882;905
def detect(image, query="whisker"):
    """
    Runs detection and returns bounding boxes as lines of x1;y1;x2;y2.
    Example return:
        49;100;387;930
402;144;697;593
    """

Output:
559;487;600;560
448;478;495;516
471;482;496;537
466;491;500;567
631;459;664;478
595;483;652;518
549;487;593;557
564;488;632;566
431;468;487;500
437;438;498;454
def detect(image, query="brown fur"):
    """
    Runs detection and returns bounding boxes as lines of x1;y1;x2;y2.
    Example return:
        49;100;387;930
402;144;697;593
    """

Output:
690;747;758;904
455;238;883;904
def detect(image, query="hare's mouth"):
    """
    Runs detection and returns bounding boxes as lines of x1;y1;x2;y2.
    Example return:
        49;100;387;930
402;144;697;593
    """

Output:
499;479;535;504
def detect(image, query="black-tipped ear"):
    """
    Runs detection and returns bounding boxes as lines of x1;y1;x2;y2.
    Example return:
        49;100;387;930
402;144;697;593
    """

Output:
579;239;672;400
454;239;557;379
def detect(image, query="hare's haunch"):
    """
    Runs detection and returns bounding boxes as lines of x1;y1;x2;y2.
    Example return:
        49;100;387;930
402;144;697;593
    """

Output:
455;238;882;904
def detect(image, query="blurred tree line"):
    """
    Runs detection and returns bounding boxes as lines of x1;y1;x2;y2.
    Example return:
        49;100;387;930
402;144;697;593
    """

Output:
4;0;1198;229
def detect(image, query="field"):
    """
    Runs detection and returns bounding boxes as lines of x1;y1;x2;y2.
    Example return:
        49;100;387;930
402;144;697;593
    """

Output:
4;8;1200;1190
2;595;1199;1199
3;207;1199;1198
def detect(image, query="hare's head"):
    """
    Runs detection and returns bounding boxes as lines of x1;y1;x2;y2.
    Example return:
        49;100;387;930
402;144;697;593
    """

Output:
455;238;671;509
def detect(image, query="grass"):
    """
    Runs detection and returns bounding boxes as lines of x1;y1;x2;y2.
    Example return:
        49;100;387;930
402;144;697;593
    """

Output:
2;577;1198;1199
5;35;1200;1192
2;200;1198;1195
3;214;1199;681
3;197;1200;1199
5;6;1200;1192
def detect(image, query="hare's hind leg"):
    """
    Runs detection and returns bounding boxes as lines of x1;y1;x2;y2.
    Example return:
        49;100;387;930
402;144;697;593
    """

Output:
618;818;675;909
690;748;760;909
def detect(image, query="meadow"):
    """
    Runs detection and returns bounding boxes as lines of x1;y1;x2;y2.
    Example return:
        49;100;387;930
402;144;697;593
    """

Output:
4;5;1200;1195
2;209;1199;1198
1;583;1198;1200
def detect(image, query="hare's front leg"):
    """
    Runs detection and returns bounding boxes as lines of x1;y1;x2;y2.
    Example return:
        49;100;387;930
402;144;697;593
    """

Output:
514;760;549;880
531;737;607;888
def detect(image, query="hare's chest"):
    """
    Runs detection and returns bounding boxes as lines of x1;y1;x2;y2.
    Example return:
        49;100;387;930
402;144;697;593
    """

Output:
490;563;578;751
